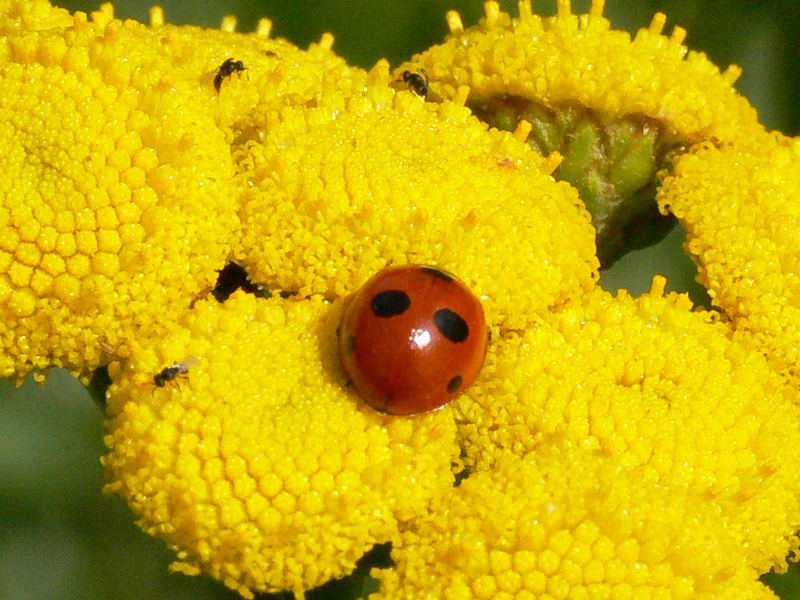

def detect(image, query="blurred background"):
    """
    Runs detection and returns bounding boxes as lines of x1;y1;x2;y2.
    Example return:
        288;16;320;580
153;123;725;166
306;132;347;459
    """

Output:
1;1;799;599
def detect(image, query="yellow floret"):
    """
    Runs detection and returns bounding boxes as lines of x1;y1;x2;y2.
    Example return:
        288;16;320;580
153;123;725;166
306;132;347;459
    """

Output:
237;63;599;331
657;135;800;385
400;0;763;145
372;450;779;600
102;291;459;598
455;279;800;573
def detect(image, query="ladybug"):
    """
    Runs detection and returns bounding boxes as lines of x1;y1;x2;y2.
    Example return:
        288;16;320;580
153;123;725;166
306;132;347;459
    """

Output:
338;265;488;416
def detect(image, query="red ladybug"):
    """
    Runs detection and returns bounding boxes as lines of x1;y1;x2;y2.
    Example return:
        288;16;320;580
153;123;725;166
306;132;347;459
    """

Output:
338;265;488;415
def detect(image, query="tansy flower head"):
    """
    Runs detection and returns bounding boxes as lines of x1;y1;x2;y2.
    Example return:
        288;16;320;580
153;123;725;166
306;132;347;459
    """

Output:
0;7;239;379
404;0;760;143
658;135;800;385
373;450;781;600
396;0;765;265
236;63;599;331
0;1;367;381
455;280;800;572
92;27;599;594
102;291;459;598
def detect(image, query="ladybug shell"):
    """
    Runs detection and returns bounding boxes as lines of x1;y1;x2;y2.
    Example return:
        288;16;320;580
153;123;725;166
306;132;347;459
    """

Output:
338;265;488;416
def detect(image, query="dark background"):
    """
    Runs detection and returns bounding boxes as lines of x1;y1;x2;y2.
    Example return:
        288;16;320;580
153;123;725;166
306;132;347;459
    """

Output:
2;1;799;599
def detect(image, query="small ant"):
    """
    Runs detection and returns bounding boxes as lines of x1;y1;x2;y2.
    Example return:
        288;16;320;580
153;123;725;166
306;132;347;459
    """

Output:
153;357;200;388
214;58;247;93
402;69;429;99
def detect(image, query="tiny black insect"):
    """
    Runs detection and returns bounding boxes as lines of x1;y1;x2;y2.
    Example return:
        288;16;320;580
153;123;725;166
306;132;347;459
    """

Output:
153;357;200;387
402;69;429;98
214;58;247;93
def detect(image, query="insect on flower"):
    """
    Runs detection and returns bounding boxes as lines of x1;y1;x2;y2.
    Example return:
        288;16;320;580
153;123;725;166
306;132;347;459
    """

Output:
153;357;201;388
213;58;247;93
338;265;488;415
402;69;429;99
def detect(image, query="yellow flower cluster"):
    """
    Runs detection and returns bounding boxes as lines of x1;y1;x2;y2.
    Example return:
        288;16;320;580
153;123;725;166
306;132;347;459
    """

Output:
374;450;780;600
658;135;800;384
4;0;800;599
102;291;459;597
398;0;763;145
96;59;599;595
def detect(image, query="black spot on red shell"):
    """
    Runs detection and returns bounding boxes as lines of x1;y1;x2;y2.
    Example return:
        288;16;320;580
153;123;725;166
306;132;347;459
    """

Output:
447;375;463;394
421;266;453;282
434;308;469;343
372;290;410;318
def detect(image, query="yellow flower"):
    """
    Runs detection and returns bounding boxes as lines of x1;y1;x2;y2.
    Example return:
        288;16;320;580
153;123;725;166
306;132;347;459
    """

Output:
98;62;601;597
395;0;766;266
235;61;599;331
5;1;800;599
0;7;237;378
456;278;800;574
373;450;780;600
400;0;761;144
0;1;364;380
102;291;459;598
658;134;800;384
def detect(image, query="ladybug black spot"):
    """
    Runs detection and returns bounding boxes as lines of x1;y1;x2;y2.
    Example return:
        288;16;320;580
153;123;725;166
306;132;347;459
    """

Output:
372;290;411;318
447;375;463;394
421;266;453;282
434;308;469;343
